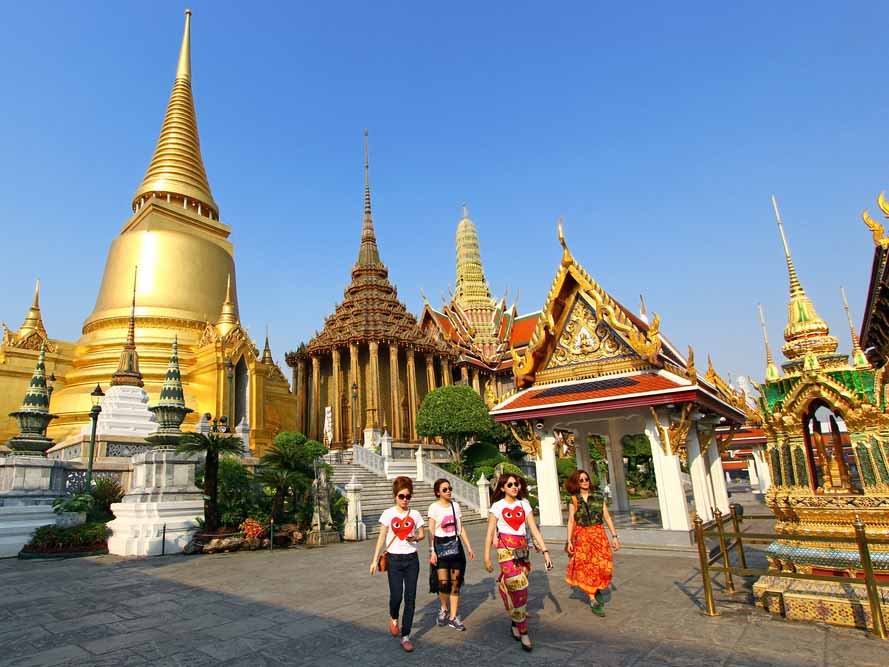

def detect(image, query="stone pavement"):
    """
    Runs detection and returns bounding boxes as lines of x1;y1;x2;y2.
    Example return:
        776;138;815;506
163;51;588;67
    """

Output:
0;521;885;667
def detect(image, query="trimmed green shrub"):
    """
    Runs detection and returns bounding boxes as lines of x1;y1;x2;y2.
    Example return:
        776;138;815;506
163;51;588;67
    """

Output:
25;523;108;553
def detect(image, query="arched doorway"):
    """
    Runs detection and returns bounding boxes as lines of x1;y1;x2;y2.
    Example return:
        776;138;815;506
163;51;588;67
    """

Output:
802;401;861;493
234;356;249;427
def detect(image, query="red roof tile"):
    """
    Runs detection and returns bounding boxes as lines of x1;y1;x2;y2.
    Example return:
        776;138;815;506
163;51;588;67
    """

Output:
498;373;683;411
509;314;538;347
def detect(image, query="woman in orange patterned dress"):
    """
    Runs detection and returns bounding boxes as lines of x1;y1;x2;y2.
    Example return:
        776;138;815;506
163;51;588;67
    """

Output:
565;469;620;616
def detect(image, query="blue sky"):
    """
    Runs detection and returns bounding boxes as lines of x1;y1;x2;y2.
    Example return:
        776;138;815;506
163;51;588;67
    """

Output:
1;2;887;383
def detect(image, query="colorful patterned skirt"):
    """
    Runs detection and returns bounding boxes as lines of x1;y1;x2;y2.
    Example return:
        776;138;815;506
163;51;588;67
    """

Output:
565;524;613;596
495;533;531;633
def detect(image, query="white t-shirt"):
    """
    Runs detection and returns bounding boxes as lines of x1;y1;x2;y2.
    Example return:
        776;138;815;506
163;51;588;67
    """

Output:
379;507;424;555
427;501;463;538
489;498;533;536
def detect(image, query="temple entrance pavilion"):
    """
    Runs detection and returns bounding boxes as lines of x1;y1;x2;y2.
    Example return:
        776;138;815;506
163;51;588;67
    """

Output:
490;225;747;551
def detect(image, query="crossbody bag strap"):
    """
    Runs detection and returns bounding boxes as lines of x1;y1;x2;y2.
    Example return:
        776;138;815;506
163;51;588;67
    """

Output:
450;500;459;536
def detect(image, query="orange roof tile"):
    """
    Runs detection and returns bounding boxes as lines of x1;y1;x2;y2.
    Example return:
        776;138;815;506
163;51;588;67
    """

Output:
509;314;538;347
498;373;684;411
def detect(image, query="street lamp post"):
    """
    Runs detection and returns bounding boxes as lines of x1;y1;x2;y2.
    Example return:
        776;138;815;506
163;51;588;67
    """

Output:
205;412;229;434
351;382;358;447
225;359;235;425
85;383;104;491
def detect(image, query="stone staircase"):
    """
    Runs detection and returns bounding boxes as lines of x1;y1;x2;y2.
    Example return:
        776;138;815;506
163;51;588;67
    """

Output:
329;461;486;537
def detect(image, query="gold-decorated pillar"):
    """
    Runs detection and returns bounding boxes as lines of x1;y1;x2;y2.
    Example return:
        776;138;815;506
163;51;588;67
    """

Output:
425;353;436;394
310;355;321;442
440;358;451;386
406;349;418;441
349;342;360;444
331;348;342;445
471;368;481;394
296;358;307;435
368;341;380;428
460;366;469;385
389;344;401;441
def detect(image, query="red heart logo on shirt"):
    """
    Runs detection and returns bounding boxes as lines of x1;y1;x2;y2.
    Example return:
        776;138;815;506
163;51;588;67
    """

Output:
502;506;525;532
390;516;415;541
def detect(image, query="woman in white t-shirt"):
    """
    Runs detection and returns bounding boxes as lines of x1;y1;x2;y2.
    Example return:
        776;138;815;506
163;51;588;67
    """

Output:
370;476;425;653
427;478;476;631
484;472;552;653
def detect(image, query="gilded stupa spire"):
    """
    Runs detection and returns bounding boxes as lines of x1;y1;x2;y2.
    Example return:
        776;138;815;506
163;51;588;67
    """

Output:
840;287;870;369
262;328;274;364
16;280;47;341
454;204;494;309
357;130;382;267
111;268;144;387
132;10;218;218
770;195;837;360
757;303;781;381
216;273;239;337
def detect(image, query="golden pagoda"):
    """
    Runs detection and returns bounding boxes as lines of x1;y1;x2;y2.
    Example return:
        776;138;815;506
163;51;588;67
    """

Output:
0;11;294;456
419;206;538;405
753;195;889;630
286;133;454;446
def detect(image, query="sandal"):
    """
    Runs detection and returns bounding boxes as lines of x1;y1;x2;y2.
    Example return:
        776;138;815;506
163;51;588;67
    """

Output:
389;619;399;637
510;623;521;641
520;633;533;652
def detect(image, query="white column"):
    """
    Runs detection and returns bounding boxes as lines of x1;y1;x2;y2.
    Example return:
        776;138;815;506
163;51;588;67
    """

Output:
706;434;731;514
747;458;760;487
644;411;692;532
415;444;425;482
535;431;563;527
606;419;631;512
752;444;771;494
574;429;593;477
686;428;713;522
344;474;366;541
381;431;393;459
476;473;491;518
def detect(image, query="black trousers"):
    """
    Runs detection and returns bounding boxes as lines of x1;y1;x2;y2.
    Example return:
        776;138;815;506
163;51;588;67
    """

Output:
386;552;419;637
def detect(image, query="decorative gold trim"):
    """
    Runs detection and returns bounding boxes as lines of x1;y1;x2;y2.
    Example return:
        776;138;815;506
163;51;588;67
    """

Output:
649;403;693;458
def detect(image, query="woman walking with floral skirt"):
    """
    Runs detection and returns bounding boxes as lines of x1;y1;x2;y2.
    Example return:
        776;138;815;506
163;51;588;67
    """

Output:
484;473;552;652
565;469;620;616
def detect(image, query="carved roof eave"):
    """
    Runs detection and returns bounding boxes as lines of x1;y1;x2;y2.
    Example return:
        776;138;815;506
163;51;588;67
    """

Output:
511;251;662;388
860;239;889;364
1;326;57;353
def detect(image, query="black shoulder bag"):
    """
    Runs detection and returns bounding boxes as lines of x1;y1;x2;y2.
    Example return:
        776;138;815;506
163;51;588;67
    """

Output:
434;502;461;559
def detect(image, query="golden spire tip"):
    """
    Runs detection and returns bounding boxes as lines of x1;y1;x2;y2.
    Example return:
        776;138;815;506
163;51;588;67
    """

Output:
176;8;192;81
32;279;40;309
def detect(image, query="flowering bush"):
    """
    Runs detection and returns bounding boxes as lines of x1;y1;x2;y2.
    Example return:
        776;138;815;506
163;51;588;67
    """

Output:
239;517;264;540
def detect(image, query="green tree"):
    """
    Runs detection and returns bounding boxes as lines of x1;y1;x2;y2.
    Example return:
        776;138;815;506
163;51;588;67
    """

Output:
259;431;327;524
177;431;245;532
417;385;493;475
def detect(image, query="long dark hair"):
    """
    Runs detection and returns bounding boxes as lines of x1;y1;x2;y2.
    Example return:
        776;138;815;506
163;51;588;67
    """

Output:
565;469;591;496
492;473;528;503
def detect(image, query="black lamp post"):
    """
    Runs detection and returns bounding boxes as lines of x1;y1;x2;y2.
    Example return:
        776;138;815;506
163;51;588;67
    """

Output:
225;359;235;425
351;382;359;446
205;412;229;433
85;383;104;491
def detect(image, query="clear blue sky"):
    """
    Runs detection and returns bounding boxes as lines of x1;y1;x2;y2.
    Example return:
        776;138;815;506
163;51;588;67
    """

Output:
1;2;886;384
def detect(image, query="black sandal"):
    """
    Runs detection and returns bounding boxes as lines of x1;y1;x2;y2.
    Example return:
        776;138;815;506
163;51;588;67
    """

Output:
510;622;521;641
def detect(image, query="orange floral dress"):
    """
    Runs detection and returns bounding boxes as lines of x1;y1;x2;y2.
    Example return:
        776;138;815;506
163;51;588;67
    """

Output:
565;494;613;595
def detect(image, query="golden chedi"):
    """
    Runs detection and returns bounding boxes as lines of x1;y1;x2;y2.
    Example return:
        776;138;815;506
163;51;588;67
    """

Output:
753;195;889;630
1;11;295;455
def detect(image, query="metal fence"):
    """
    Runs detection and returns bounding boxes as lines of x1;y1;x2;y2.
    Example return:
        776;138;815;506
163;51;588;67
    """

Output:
694;506;888;640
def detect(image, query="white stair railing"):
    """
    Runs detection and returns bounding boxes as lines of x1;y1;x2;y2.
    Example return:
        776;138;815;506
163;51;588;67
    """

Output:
423;460;481;515
352;445;386;476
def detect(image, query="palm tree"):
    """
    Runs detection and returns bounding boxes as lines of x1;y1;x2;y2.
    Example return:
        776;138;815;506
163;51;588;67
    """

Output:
259;432;327;524
258;468;305;522
177;431;244;532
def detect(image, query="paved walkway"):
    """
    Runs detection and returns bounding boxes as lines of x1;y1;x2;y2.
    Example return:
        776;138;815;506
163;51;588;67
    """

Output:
0;516;885;666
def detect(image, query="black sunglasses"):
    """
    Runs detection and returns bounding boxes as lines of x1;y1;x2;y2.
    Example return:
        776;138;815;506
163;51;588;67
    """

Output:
440;487;452;493
397;493;412;500
505;481;519;489
579;476;590;482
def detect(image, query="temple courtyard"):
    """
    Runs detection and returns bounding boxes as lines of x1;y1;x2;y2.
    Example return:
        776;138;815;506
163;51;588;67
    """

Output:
0;487;884;667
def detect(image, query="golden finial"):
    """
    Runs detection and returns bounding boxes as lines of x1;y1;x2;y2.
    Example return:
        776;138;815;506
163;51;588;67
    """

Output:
557;217;572;267
126;266;138;348
757;303;780;381
639;294;649;324
841;286;870;368
686;345;697;382
111;266;144;387
15;278;48;342
363;129;371;217
771;195;804;298
133;10;217;218
862;209;889;248
878;190;889;218
462;203;470;220
216;273;239;336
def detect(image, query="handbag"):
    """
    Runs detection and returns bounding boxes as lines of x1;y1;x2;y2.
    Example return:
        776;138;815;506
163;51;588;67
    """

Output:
434;502;461;559
377;531;399;573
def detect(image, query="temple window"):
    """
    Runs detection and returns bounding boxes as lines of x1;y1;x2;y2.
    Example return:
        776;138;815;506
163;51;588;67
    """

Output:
802;402;862;493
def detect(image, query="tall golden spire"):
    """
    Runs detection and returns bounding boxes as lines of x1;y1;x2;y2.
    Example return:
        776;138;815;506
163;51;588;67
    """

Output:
356;130;382;268
757;303;781;381
132;10;218;218
769;195;837;360
840;287;870;368
16;280;47;340
111;268;144;387
454;204;494;309
216;273;239;337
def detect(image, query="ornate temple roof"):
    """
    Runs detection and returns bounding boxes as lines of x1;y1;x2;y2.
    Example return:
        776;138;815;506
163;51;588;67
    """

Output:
454;207;493;309
132;10;218;218
1;280;56;352
300;134;452;357
859;192;889;366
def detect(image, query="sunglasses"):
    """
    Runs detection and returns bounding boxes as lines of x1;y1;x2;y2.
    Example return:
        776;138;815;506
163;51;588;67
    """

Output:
397;493;412;500
579;477;590;482
440;487;452;493
505;482;520;489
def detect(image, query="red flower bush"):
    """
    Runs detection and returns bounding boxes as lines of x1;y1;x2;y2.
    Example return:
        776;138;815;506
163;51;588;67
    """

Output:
239;518;264;540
